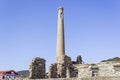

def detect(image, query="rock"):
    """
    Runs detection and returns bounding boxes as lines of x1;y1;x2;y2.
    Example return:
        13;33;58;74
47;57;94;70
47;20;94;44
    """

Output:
29;57;46;79
48;63;57;78
48;55;77;78
76;55;82;64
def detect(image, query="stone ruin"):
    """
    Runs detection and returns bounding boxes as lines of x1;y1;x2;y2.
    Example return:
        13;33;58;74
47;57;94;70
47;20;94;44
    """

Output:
28;7;82;79
28;55;81;79
27;6;120;79
29;57;46;79
72;55;83;64
48;55;78;78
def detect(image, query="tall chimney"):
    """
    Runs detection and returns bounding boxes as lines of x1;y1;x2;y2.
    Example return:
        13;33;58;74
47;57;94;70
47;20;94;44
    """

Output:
56;7;65;63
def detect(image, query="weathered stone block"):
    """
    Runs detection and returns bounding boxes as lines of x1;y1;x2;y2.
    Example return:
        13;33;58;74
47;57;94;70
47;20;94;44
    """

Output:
29;57;46;79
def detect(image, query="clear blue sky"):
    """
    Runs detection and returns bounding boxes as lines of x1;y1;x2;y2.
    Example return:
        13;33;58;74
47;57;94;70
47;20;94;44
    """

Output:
0;0;120;71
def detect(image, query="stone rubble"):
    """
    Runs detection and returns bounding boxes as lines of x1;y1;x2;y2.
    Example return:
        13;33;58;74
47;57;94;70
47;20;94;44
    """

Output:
48;55;77;78
29;57;46;79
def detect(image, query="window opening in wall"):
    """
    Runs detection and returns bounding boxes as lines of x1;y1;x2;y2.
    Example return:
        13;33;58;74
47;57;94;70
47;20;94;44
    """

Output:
91;67;99;77
114;65;120;71
92;71;98;77
75;71;78;78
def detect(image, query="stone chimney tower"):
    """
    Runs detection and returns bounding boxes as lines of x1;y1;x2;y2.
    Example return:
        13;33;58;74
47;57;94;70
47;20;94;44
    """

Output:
56;7;65;63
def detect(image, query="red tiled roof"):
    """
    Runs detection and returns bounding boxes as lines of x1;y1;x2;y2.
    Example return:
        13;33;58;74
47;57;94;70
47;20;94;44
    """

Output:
0;70;18;75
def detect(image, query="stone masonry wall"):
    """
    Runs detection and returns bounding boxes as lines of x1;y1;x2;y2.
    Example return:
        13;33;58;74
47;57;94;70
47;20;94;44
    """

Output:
48;63;58;78
63;55;77;77
15;77;120;80
48;55;77;78
29;57;46;79
74;61;120;78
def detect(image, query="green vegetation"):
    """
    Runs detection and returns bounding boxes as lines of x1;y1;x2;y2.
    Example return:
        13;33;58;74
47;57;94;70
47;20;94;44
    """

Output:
91;67;99;70
101;57;120;62
17;70;29;77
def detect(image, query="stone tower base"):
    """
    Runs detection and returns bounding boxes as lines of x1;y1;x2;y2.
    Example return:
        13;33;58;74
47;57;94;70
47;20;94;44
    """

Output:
48;55;77;78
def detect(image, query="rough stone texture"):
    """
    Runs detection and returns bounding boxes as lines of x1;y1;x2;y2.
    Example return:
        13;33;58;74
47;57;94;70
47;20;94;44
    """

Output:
48;55;77;78
48;63;57;78
76;55;83;64
72;55;83;64
49;60;120;79
15;77;120;80
56;55;72;78
74;61;120;78
63;55;77;77
29;57;46;79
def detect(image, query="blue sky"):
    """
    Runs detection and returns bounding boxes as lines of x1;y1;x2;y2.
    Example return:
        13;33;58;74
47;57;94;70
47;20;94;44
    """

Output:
0;0;120;71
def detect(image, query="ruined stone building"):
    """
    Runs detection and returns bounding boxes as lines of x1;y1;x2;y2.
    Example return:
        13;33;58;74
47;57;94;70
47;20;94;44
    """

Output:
74;61;120;78
29;57;46;79
28;7;120;79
